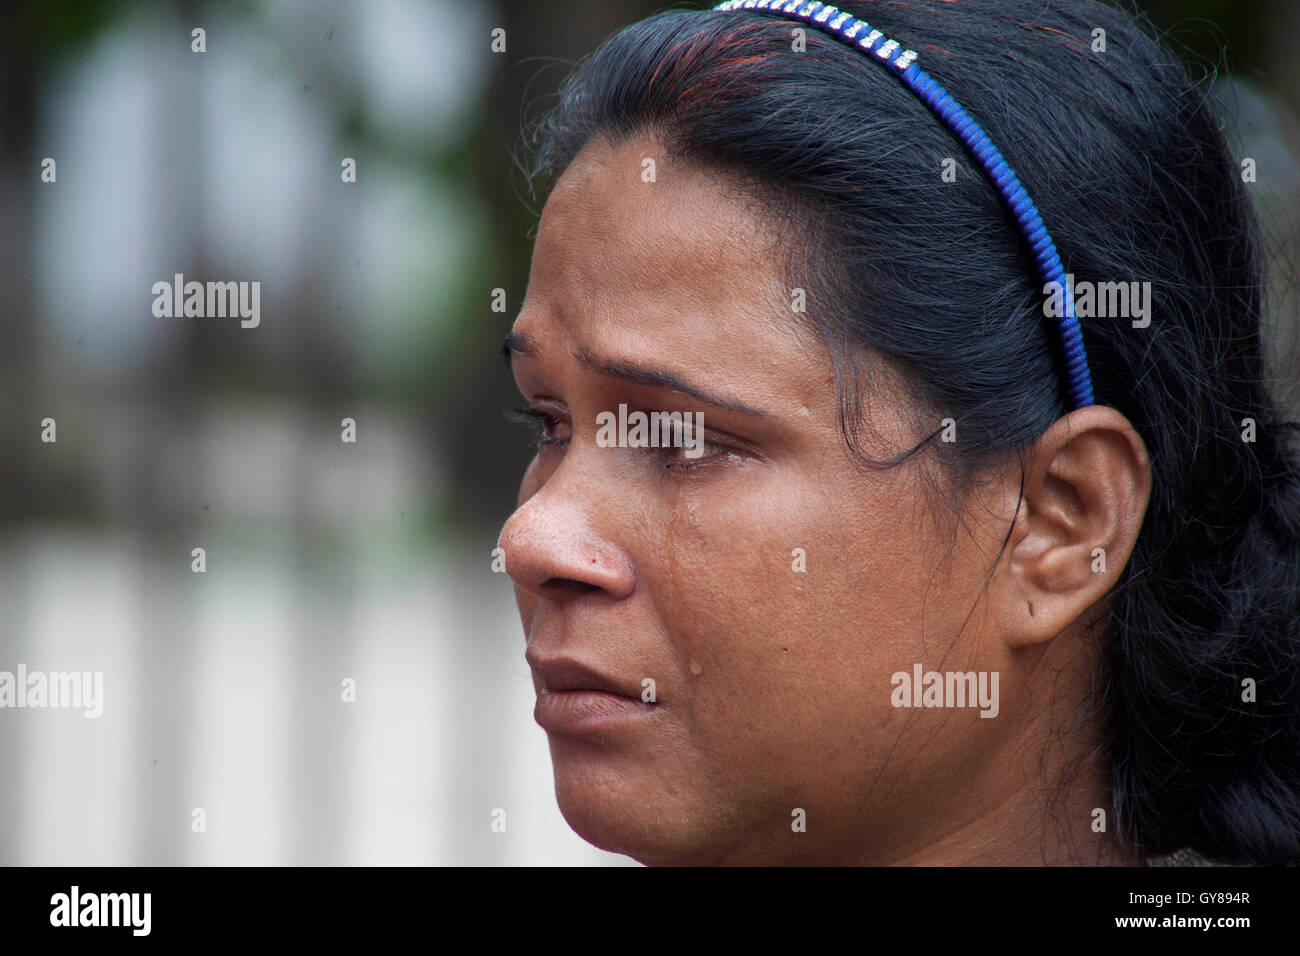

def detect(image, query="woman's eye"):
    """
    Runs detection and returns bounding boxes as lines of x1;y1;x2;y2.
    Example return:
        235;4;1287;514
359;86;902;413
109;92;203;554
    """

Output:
656;441;732;476
504;406;569;449
504;404;736;475
654;420;734;476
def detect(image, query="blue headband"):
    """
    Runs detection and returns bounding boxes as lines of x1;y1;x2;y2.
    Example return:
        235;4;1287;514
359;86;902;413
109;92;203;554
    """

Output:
714;0;1096;411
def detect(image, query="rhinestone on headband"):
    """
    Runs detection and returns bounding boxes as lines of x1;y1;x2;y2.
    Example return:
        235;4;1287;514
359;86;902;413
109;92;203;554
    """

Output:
714;0;1096;411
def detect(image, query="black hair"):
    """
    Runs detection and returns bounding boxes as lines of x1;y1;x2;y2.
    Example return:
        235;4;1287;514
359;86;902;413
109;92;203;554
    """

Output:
520;0;1300;865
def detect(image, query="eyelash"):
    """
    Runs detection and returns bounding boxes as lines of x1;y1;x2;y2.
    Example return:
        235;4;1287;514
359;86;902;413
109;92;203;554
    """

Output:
505;405;731;477
505;406;566;450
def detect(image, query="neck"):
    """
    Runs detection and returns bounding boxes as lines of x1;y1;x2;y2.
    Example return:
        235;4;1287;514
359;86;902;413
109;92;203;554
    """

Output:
879;637;1138;865
877;758;1140;866
869;619;1138;866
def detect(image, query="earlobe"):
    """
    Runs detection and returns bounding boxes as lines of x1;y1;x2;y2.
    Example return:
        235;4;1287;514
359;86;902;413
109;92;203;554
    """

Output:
992;407;1152;650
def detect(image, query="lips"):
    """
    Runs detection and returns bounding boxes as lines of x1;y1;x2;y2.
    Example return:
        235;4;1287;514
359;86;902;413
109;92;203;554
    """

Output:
526;649;660;735
525;651;646;700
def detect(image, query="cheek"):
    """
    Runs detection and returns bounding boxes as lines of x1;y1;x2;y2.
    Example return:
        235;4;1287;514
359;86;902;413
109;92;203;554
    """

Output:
645;459;944;783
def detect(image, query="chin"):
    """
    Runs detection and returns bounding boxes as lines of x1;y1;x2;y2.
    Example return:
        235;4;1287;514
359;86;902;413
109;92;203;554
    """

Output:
548;743;723;865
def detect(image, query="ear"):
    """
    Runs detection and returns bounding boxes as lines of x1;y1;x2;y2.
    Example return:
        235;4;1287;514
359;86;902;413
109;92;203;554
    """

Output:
988;406;1152;649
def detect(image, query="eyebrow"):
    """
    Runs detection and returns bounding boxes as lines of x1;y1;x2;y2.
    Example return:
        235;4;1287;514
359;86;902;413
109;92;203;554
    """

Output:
503;330;770;417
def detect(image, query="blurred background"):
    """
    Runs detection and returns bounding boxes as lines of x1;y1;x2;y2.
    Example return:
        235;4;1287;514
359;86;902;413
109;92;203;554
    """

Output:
0;0;1296;865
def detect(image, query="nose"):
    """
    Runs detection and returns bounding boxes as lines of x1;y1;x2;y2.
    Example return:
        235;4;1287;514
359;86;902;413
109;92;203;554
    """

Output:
499;465;636;602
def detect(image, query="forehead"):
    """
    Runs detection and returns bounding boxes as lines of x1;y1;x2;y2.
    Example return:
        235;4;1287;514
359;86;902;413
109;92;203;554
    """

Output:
524;133;793;342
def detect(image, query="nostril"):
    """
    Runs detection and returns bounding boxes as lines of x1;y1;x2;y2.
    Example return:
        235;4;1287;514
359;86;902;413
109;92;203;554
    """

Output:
541;577;604;596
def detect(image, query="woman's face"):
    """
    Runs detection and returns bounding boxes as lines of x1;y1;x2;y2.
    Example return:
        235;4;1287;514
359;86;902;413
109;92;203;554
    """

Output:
500;133;1035;865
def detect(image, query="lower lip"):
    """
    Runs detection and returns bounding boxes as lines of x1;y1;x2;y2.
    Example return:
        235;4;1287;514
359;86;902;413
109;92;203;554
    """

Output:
534;690;659;734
